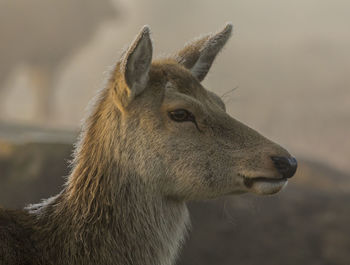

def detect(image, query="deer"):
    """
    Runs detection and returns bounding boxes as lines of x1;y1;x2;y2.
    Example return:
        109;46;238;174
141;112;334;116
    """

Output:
0;23;297;265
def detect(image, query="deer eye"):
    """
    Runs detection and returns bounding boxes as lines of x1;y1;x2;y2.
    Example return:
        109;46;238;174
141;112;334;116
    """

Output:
168;109;194;122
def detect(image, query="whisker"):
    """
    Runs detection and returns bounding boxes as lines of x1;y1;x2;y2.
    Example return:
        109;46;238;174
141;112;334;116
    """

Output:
220;86;239;104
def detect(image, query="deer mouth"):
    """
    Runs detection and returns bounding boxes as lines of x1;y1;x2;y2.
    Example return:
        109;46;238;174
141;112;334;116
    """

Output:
242;176;288;195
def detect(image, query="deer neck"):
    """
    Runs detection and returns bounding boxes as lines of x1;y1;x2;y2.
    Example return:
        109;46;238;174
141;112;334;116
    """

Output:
28;114;190;265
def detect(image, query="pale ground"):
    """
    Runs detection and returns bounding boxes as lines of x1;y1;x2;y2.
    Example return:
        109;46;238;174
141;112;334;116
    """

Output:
0;0;349;173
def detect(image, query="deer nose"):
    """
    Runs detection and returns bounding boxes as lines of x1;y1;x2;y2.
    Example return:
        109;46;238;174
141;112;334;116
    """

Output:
271;156;297;179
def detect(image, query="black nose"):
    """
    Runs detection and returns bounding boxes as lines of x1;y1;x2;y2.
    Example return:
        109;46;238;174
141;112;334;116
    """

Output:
271;156;297;179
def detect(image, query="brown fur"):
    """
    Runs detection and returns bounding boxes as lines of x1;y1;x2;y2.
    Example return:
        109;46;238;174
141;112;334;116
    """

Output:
0;24;295;265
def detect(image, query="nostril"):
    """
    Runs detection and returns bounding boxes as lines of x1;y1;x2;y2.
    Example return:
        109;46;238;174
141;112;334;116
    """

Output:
271;156;298;179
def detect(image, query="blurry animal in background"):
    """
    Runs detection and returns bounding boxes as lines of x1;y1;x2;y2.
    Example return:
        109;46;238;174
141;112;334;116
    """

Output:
0;0;117;122
0;24;297;265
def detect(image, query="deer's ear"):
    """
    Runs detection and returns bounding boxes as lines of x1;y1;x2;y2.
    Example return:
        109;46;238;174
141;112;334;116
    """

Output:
116;26;153;108
175;23;233;82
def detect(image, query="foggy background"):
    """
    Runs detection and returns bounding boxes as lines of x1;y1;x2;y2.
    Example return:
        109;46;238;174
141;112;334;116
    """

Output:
0;0;349;264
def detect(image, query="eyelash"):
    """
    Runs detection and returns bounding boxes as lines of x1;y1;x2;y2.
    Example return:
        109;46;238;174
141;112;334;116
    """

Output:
168;109;201;131
168;109;194;122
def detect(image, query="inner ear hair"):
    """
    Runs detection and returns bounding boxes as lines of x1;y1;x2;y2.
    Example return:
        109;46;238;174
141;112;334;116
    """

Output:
119;25;153;105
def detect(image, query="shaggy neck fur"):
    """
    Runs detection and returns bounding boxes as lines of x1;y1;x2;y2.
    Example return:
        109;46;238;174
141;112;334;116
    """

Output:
26;88;190;265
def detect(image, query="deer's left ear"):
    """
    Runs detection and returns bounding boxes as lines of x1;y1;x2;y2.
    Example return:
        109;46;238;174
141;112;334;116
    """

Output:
175;23;233;82
116;25;153;108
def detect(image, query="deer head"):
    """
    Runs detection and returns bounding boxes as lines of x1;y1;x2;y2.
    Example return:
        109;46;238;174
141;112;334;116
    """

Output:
76;24;297;202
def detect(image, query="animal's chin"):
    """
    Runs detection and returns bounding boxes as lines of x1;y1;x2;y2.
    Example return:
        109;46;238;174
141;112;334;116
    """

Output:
243;176;288;195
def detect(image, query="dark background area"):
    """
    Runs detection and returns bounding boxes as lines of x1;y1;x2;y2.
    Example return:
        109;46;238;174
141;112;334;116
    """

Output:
1;125;349;265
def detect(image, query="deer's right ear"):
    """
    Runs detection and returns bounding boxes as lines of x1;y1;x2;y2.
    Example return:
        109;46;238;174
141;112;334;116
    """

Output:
115;26;153;108
175;23;233;82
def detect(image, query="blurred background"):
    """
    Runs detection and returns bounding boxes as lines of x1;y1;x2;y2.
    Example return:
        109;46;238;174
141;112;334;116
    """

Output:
0;0;349;264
